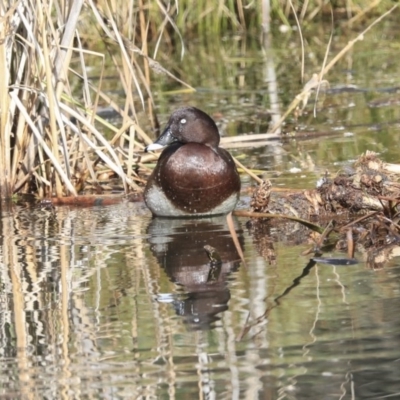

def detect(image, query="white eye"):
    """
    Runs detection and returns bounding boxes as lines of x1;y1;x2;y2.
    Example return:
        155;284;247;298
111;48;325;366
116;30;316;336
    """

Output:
180;118;187;124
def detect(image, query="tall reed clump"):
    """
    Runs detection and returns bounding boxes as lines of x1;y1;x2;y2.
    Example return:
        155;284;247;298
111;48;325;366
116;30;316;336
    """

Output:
0;1;150;199
0;1;120;199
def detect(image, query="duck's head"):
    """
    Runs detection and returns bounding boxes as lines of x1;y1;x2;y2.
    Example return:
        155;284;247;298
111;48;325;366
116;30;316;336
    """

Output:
146;107;220;152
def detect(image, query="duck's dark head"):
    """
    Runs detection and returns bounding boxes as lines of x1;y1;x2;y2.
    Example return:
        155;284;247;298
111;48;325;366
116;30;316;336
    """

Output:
146;107;220;152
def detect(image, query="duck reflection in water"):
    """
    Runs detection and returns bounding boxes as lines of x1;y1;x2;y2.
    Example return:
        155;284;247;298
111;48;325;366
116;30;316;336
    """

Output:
147;216;243;330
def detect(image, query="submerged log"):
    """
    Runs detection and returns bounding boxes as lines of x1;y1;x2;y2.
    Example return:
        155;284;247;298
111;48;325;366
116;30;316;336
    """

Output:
49;195;125;206
48;192;143;207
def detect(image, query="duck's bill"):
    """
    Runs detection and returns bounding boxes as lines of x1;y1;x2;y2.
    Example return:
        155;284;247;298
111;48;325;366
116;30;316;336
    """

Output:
145;142;165;152
145;126;177;152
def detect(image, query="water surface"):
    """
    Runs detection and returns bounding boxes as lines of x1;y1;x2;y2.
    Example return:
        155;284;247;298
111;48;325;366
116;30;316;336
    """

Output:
1;201;400;399
2;16;400;400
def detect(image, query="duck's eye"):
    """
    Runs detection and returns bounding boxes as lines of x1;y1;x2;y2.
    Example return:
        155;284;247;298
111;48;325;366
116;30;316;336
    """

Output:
180;118;187;125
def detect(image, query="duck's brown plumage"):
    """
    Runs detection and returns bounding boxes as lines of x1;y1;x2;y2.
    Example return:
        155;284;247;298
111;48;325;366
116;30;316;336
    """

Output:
144;107;241;217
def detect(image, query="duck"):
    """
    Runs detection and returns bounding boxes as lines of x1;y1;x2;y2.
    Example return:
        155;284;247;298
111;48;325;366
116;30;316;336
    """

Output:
144;107;241;217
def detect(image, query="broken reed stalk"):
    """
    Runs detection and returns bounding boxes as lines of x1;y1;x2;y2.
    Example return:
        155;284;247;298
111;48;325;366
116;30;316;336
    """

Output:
288;0;305;82
226;212;247;267
233;158;263;184
269;4;398;134
138;0;153;118
233;210;325;234
0;4;13;198
39;1;63;197
345;0;384;27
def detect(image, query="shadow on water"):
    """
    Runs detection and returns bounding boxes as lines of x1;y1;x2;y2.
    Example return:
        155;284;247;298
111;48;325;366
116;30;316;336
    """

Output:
147;216;243;330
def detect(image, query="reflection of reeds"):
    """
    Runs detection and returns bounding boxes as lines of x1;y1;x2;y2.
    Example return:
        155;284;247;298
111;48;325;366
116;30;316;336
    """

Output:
0;203;164;395
1;207;34;397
